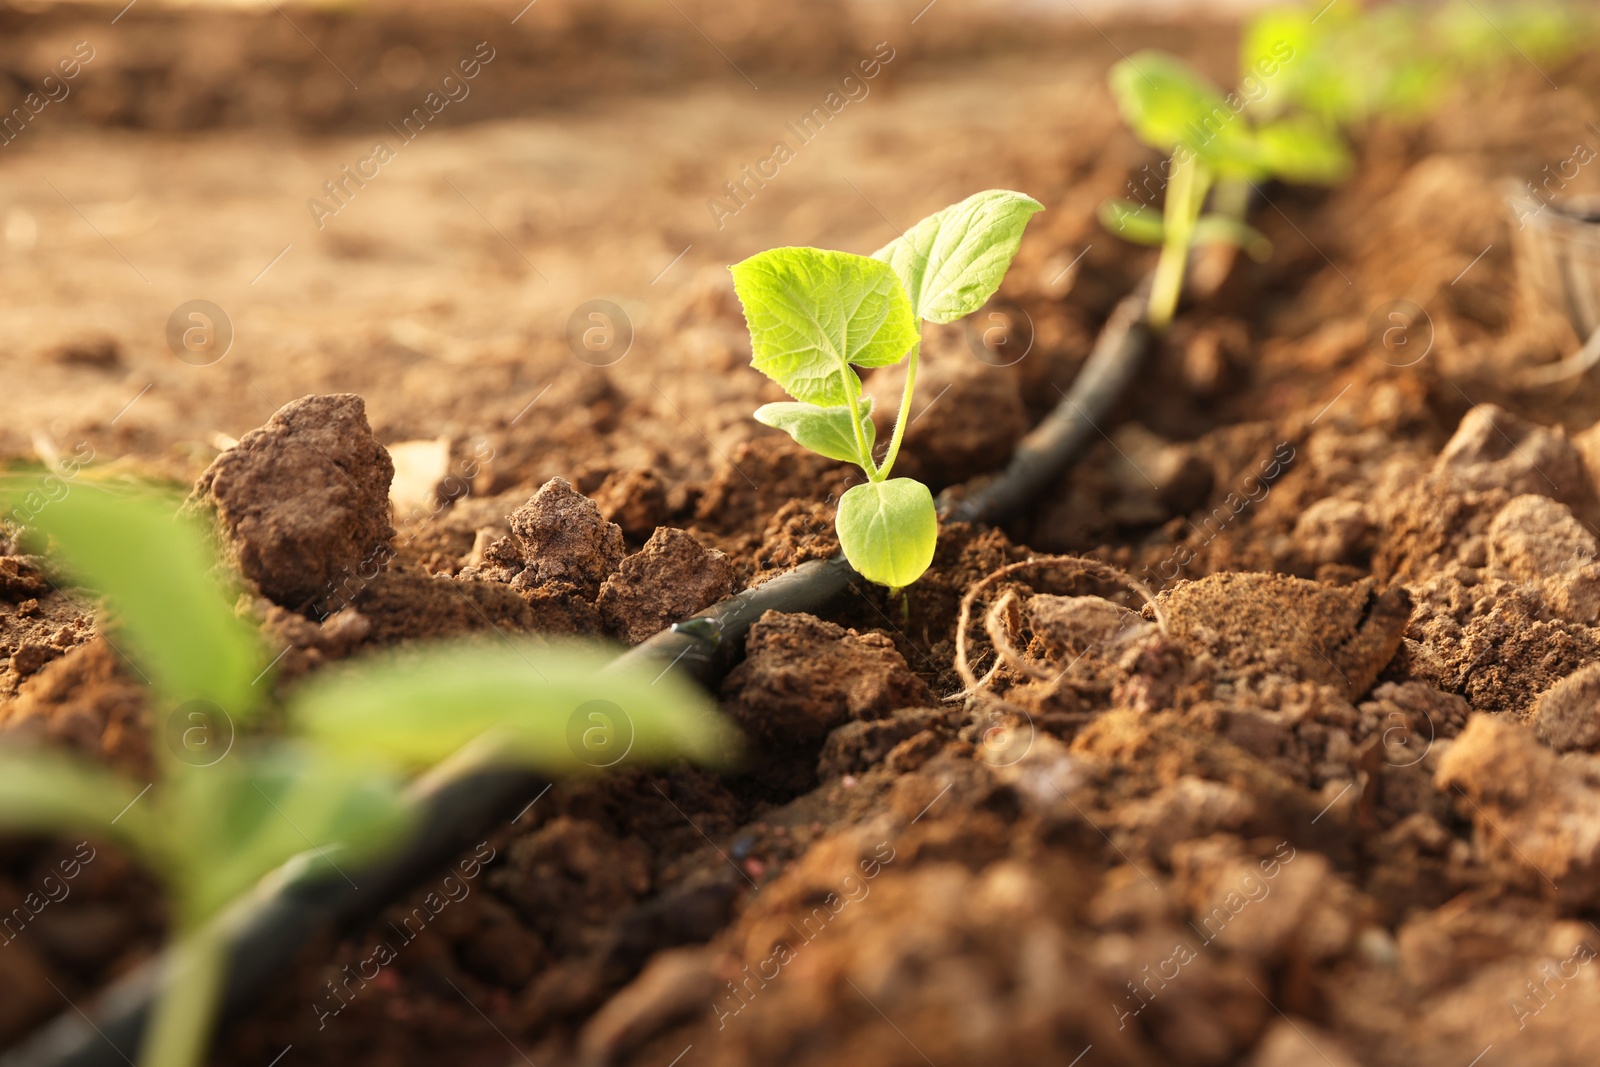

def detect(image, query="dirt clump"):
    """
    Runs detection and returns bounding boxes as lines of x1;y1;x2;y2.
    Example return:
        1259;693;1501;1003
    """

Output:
748;499;840;578
1293;497;1376;568
1373;405;1600;588
1435;714;1600;907
592;469;671;543
597;528;735;645
817;706;961;779
1361;680;1470;763
0;556;50;601
0;640;150;776
1433;404;1598;523
0;583;90;700
691;437;856;538
1246;1019;1364;1067
191;394;396;613
1028;593;1154;658
1372;478;1511;585
705;831;1143;1067
491;816;653;955
1177;836;1367;964
1116;777;1258;861
1402;573;1600;716
475;478;626;599
1487;495;1596;581
1531;663;1600;753
1160;573;1410;701
344;570;549;643
721;612;934;746
1485;494;1600;623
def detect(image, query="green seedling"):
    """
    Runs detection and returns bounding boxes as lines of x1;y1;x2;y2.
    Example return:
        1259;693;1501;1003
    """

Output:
0;479;733;1067
1098;50;1349;331
1242;3;1445;127
730;189;1043;589
1244;1;1594;131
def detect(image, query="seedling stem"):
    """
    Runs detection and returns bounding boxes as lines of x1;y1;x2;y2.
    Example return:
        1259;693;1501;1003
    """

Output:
143;926;227;1067
1149;154;1212;331
876;342;921;480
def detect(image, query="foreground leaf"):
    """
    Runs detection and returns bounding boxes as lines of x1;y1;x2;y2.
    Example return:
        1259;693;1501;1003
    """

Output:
836;479;938;589
873;189;1044;324
166;747;413;925
730;248;919;407
288;639;740;773
0;481;264;719
0;750;158;857
754;399;875;467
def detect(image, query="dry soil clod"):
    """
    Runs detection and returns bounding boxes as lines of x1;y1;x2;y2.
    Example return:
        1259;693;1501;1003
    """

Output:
721;610;933;746
597;527;736;645
191;393;396;612
475;477;627;598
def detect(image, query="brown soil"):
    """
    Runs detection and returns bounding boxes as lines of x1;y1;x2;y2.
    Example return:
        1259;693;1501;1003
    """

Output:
7;2;1600;1066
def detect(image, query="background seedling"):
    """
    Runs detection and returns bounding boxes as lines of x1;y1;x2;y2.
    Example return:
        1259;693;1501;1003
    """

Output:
1243;0;1593;131
0;479;733;1067
1099;50;1349;331
731;189;1043;590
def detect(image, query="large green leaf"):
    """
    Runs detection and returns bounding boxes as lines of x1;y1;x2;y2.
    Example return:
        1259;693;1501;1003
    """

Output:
754;399;875;467
872;190;1044;324
0;750;159;858
836;478;938;589
165;747;413;925
288;639;740;773
730;247;920;407
0;481;265;720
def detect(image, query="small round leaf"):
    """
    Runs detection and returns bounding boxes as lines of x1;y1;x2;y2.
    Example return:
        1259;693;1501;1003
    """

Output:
836;478;938;589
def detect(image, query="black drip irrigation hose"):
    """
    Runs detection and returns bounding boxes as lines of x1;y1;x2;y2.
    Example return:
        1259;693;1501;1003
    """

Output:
5;285;1155;1067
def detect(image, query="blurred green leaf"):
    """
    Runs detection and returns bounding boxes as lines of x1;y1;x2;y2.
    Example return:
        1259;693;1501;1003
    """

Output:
0;749;158;857
1098;199;1167;245
288;639;740;774
1254;116;1351;184
1239;10;1309;120
1111;51;1259;174
872;189;1044;324
1193;215;1272;261
0;481;265;721
1239;1;1540;127
165;746;413;925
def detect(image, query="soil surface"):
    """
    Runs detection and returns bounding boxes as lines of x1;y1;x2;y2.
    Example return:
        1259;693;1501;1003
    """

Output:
6;2;1600;1066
